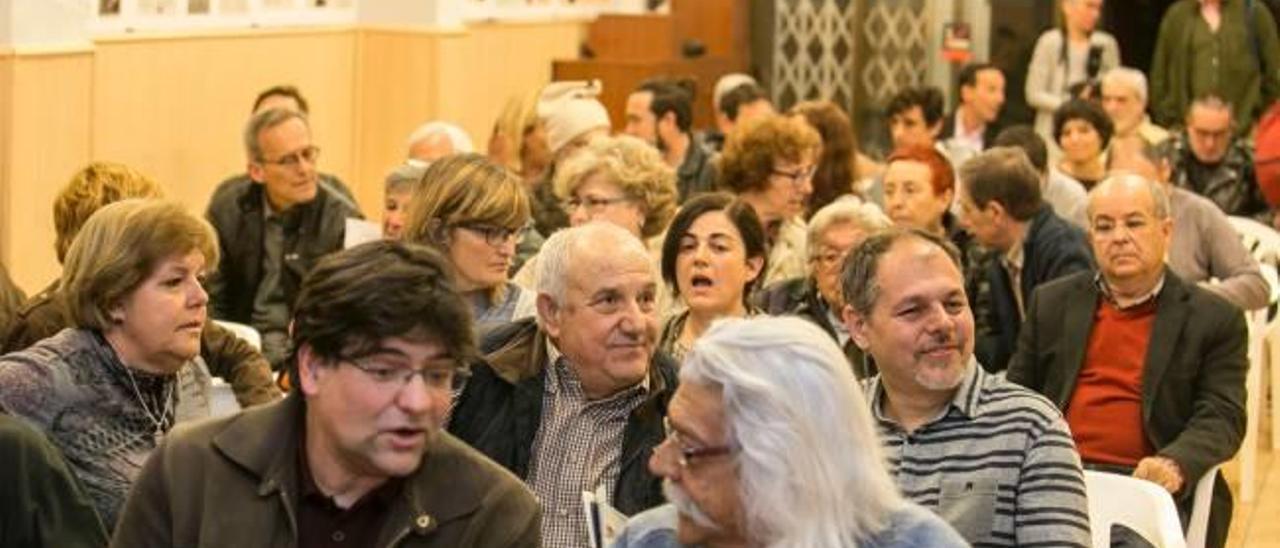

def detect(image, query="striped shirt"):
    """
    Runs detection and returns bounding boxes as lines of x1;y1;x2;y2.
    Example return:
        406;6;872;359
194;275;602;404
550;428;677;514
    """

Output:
526;351;649;548
865;360;1092;547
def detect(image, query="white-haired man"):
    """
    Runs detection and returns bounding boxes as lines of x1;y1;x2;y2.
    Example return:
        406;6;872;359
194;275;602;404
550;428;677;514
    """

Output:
449;222;673;547
406;121;475;164
1101;67;1171;151
841;228;1091;546
613;316;966;547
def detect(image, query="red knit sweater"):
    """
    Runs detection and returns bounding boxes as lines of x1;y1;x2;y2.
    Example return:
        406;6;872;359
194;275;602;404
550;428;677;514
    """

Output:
1065;298;1158;466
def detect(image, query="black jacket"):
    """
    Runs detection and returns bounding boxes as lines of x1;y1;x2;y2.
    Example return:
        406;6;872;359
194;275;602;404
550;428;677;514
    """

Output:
204;175;360;325
756;277;872;378
448;318;675;516
976;206;1093;372
1008;270;1247;548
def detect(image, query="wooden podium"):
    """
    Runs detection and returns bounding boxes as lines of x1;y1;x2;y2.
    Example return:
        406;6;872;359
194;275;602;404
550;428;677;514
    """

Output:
552;0;751;131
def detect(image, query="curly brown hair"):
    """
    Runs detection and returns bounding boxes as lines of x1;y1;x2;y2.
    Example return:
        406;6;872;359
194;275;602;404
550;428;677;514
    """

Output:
790;101;857;217
718;115;821;195
553;135;678;239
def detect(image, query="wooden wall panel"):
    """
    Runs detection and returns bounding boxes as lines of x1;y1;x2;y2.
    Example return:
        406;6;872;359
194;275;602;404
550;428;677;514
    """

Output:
2;51;93;293
0;20;585;290
91;29;359;221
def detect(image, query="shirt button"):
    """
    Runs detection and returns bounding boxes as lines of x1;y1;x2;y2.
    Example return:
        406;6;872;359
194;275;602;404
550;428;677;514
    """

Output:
332;531;345;542
558;509;569;516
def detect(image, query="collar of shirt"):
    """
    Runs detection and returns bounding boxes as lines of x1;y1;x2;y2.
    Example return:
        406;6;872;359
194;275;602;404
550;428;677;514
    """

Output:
1094;270;1166;309
866;357;986;430
1003;233;1026;274
543;337;651;404
953;110;986;150
296;426;403;510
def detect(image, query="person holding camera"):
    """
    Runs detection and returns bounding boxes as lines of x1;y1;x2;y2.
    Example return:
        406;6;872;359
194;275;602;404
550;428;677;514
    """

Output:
1026;0;1120;155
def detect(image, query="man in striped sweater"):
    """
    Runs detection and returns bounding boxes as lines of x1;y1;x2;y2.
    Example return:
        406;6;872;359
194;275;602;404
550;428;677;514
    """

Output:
840;228;1092;547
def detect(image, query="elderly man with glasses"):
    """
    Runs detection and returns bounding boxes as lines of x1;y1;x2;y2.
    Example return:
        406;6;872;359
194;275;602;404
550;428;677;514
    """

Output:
613;317;966;547
206;107;362;370
111;240;540;547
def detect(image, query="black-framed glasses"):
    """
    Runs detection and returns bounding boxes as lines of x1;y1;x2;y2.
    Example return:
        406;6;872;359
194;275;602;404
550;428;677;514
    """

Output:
455;222;525;247
561;195;633;214
660;417;735;468
341;357;472;392
260;145;320;168
771;165;816;186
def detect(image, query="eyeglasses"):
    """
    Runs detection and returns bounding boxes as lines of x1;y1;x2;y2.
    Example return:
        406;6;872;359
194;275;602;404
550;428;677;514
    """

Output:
259;146;321;168
810;248;849;270
561;195;633;214
455;222;526;247
771;165;816;186
660;417;735;468
341;356;472;392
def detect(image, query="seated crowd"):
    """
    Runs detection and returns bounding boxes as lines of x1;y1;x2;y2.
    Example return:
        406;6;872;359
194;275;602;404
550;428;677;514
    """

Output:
0;13;1276;543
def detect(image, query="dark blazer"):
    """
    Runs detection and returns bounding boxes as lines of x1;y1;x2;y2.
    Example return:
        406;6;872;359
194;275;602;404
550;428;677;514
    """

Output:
939;109;1003;150
1007;269;1247;548
976;206;1093;372
448;318;675;516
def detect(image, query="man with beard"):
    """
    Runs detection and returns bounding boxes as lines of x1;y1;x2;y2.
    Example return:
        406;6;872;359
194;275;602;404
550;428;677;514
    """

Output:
613;317;965;547
624;77;718;202
449;222;675;547
841;228;1090;546
1008;175;1247;548
111;240;540;547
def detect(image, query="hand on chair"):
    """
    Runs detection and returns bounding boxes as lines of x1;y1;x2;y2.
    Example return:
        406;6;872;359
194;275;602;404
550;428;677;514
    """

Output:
1133;456;1185;494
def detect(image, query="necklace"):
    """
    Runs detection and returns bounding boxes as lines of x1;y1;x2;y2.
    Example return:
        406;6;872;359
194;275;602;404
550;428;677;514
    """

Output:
122;366;176;444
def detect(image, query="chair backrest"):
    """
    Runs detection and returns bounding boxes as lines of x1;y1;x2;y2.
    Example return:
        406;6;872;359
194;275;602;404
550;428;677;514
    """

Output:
1185;464;1221;548
1084;470;1187;548
214;320;262;351
1227;216;1280;306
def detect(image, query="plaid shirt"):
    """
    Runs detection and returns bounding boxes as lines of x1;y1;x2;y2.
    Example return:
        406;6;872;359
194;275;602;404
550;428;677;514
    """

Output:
526;349;649;548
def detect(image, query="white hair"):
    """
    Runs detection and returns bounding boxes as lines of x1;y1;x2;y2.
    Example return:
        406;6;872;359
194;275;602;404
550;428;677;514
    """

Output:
1087;172;1171;221
806;196;892;260
405;121;475;155
682;316;904;547
1101;67;1149;105
535;222;652;318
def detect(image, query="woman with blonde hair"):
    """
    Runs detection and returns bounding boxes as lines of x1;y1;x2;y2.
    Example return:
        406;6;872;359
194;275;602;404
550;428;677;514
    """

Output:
512;135;678;292
0;199;218;531
403;153;535;330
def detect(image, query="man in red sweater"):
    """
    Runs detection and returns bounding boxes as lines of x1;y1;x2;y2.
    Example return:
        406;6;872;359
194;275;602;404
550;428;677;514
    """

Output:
1007;173;1247;548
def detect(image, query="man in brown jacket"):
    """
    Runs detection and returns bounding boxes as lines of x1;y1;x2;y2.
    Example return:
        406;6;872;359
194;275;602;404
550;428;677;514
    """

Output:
111;241;541;547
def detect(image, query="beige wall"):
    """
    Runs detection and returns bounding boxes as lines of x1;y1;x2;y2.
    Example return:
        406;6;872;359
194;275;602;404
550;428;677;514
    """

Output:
0;20;584;294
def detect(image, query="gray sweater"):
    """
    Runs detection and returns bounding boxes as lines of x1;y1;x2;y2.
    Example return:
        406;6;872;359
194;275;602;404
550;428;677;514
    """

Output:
0;328;211;530
1168;186;1271;311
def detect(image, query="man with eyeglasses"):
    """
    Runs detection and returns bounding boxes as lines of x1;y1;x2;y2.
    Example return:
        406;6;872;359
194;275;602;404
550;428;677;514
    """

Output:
1008;175;1247;548
450;222;675;547
611;316;965;547
111;240;541;547
206;107;362;370
841;228;1091;546
1163;94;1273;225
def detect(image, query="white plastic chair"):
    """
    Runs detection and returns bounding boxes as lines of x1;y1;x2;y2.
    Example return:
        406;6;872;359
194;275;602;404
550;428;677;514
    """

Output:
1084;470;1187;548
214;320;262;351
1184;464;1220;548
1226;216;1280;503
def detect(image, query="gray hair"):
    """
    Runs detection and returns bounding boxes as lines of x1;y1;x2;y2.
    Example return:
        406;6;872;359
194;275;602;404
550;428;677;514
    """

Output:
535;222;652;315
1087;173;1172;221
840;228;962;318
244;108;309;162
682;316;904;545
406;121;475;156
384;162;427;196
805;197;891;260
1101;67;1149;105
